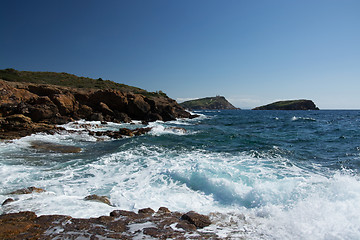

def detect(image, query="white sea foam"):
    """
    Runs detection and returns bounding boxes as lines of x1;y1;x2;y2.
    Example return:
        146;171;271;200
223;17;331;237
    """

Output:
291;116;316;122
1;117;360;239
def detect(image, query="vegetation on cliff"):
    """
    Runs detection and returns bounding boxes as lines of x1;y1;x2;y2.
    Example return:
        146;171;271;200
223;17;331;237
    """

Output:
253;99;319;110
180;96;238;110
0;68;167;98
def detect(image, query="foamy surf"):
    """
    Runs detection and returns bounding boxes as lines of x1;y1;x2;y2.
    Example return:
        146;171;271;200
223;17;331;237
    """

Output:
1;110;360;239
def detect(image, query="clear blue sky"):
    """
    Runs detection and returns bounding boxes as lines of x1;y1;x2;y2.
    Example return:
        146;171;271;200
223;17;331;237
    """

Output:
1;0;359;109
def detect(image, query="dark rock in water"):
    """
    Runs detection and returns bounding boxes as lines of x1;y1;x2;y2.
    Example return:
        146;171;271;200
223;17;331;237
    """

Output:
110;210;139;219
157;207;171;214
2;198;15;206
30;141;82;153
89;112;104;121
87;127;152;140
9;186;45;195
0;209;215;239
176;220;198;231
253;99;319;110
84;195;111;206
180;96;239;110
138;207;155;216
181;211;212;228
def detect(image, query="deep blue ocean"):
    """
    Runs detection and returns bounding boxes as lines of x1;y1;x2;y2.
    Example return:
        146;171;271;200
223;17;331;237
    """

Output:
1;110;360;239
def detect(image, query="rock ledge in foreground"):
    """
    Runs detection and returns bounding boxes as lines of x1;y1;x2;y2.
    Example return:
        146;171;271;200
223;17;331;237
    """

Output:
0;208;215;239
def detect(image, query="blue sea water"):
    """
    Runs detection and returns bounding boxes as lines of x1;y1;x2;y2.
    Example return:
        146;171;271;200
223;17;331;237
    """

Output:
1;110;360;239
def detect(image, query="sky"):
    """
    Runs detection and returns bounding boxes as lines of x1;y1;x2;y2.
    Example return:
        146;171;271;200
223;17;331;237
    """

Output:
1;0;359;109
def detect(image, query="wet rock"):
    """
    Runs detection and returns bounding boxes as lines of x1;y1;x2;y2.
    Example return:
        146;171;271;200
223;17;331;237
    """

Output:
2;198;15;206
0;211;39;240
138;208;155;216
89;112;104;121
143;227;161;237
84;195;112;206
132;127;152;136
176;220;197;231
110;210;139;219
157;207;171;214
119;128;134;137
30;141;82;153
0;209;215;239
166;126;187;134
181;211;212;228
10;186;45;195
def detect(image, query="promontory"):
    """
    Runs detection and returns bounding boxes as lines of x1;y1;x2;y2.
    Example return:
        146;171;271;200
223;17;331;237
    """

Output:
180;96;238;110
253;99;319;110
0;68;198;139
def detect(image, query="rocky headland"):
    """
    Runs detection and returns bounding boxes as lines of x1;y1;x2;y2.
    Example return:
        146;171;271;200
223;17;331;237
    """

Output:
180;96;238;110
0;69;198;140
253;99;319;110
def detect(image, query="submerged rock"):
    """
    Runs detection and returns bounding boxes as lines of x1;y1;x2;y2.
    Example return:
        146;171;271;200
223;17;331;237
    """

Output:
0;208;214;239
84;195;111;206
30;141;82;153
2;198;15;206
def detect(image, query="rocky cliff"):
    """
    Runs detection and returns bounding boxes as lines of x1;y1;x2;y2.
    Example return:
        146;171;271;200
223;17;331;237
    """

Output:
180;96;238;110
253;99;319;110
0;70;197;139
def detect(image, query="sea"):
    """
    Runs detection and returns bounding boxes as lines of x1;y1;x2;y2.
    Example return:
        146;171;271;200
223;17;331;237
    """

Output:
1;110;360;239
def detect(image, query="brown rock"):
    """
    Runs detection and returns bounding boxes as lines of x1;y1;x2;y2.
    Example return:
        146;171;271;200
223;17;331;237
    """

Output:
28;96;59;122
2;198;15;206
119;128;134;137
157;207;171;214
110;210;139;219
176;220;197;231
132;127;152;136
84;195;112;206
99;102;114;116
143;227;161;237
89;113;104;121
127;94;151;119
138;208;155;216
10;186;45;195
5;114;32;123
180;211;211;228
51;93;77;115
0;211;39;240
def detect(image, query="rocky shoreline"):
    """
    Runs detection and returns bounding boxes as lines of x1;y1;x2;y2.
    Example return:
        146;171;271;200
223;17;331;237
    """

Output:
0;209;215;239
1;187;215;239
0;79;197;140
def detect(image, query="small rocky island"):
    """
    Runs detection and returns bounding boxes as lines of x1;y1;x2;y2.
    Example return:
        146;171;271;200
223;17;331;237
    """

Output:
180;96;238;110
0;69;198;139
253;99;319;110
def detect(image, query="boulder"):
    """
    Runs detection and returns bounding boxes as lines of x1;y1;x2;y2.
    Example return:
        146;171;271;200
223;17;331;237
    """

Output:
51;93;77;115
2;198;15;206
180;211;211;228
84;195;111;206
10;186;45;195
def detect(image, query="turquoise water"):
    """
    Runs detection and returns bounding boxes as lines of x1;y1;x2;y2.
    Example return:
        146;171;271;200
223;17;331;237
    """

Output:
1;110;360;239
